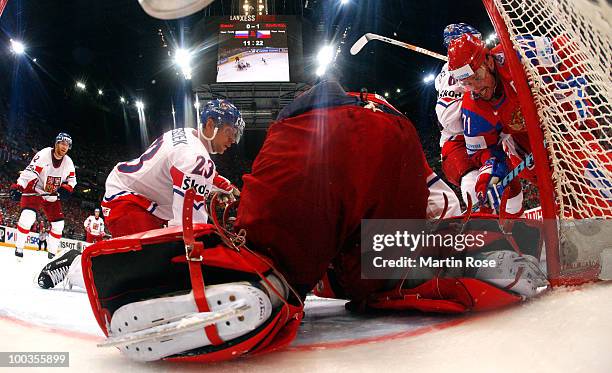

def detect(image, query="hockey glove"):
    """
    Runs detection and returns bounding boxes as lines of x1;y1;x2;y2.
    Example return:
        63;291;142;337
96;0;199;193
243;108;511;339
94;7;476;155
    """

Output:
475;157;509;210
9;184;23;202
213;173;240;203
57;184;73;201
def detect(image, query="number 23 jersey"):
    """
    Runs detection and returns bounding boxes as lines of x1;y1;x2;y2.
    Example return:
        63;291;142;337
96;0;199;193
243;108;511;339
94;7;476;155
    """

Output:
102;128;216;226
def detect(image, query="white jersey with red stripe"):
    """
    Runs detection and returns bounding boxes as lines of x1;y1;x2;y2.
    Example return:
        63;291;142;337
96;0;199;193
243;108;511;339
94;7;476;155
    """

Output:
103;128;215;226
17;147;77;202
434;62;465;148
84;216;105;235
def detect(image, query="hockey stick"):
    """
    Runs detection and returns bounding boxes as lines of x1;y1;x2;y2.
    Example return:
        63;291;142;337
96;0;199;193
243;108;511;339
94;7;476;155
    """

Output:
350;33;448;61
0;192;57;198
480;152;536;211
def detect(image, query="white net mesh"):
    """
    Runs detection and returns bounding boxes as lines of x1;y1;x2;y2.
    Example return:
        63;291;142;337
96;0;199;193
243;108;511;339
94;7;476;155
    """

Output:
490;0;612;277
493;0;612;219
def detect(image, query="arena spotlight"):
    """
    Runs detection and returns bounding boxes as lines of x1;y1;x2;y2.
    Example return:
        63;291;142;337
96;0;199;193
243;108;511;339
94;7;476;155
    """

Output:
75;81;86;90
423;74;435;84
384;92;389;97
315;44;335;76
396;88;401;93
135;100;145;110
315;65;327;77
317;45;334;66
10;39;26;55
120;97;126;104
174;48;192;79
340;0;349;4
97;89;103;96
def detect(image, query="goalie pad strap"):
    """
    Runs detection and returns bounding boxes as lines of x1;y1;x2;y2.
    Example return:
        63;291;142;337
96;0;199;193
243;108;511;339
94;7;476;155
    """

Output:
184;188;223;346
189;259;224;346
367;277;522;313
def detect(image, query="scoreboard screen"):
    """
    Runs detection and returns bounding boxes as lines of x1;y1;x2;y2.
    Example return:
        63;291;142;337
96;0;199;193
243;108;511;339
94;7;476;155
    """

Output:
216;18;290;82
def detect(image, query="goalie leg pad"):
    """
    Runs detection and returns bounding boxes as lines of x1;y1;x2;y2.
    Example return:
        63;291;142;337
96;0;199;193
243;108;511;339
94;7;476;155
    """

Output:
110;283;272;362
82;225;304;362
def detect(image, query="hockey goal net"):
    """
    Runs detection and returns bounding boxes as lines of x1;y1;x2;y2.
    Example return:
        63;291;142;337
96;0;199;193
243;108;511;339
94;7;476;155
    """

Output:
482;0;612;283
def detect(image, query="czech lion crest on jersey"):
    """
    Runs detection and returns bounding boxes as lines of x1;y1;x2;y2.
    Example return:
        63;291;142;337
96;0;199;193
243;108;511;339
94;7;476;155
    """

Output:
44;176;62;193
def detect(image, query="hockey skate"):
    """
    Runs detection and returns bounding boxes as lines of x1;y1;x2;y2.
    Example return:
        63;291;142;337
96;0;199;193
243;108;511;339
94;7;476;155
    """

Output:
101;281;276;361
14;247;23;258
37;249;80;289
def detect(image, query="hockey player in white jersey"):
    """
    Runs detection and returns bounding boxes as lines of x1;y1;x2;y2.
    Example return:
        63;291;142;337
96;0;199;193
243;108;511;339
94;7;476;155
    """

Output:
37;99;244;290
9;133;76;259
435;24;481;207
84;208;106;243
101;98;244;236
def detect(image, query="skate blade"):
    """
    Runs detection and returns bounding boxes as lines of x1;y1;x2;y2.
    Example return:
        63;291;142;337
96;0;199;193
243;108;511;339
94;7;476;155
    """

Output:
103;283;272;361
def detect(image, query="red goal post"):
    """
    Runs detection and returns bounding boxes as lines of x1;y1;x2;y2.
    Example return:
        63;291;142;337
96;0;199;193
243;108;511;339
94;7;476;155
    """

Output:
482;0;612;285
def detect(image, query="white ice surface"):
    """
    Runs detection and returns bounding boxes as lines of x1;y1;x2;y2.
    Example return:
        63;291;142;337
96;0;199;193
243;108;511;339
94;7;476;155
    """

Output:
217;52;290;82
1;247;611;372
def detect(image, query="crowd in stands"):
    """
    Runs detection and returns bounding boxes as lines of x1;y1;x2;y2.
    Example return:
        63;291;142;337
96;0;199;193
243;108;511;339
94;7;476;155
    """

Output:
1;97;545;242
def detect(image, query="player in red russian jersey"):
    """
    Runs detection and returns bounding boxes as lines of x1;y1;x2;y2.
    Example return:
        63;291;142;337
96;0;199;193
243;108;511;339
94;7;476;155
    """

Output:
447;34;531;216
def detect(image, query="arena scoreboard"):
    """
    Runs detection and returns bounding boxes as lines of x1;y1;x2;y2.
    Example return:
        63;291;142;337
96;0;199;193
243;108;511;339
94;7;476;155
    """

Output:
216;16;290;82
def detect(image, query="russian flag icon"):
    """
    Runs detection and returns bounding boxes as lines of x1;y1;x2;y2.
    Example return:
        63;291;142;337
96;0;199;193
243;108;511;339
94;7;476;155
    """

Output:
234;30;249;38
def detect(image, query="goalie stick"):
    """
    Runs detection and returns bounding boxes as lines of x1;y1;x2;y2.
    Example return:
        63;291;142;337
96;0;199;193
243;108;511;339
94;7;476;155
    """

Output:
350;33;448;61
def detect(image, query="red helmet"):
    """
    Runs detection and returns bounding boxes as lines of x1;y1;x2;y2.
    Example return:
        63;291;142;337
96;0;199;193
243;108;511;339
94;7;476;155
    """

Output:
448;33;488;80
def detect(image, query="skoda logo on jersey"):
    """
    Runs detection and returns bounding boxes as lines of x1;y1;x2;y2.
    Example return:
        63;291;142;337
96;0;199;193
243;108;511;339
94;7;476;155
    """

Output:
439;89;463;99
182;176;211;196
